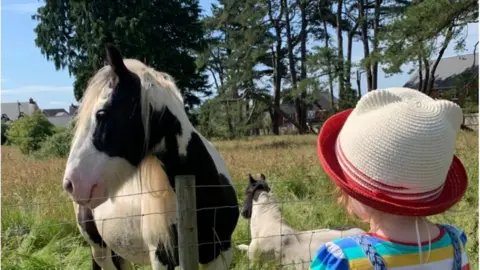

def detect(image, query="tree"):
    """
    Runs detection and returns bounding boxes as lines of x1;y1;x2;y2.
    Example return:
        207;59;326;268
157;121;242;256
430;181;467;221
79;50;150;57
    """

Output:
199;0;273;137
6;111;55;154
377;0;478;95
32;0;210;116
310;0;337;107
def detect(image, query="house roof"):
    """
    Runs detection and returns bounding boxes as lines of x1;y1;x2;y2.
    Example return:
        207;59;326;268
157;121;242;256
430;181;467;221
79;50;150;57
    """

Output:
1;102;39;121
43;108;69;117
280;92;337;115
404;53;479;90
47;115;73;128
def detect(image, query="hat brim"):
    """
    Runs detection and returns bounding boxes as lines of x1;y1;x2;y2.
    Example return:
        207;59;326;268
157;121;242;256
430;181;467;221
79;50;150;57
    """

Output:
317;109;468;216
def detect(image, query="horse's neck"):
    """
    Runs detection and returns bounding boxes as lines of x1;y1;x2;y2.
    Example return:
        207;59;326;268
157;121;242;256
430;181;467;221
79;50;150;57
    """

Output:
250;192;292;238
153;126;225;184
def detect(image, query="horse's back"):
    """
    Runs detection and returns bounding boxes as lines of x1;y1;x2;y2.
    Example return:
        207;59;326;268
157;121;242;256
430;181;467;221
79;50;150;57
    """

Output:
197;131;232;180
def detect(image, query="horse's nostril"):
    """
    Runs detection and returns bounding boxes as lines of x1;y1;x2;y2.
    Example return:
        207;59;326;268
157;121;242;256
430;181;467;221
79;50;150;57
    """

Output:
63;179;74;194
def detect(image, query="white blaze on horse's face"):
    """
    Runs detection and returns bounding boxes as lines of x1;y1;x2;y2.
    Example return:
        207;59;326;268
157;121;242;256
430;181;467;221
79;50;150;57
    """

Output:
62;45;147;209
63;121;134;208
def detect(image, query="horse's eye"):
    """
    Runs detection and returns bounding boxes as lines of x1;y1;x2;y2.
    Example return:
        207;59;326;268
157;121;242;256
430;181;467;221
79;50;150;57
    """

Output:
96;110;107;121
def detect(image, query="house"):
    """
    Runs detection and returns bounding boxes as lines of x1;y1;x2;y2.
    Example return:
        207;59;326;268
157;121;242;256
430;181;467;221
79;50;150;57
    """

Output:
44;104;79;128
1;98;78;128
403;53;478;98
68;103;79;116
1;98;40;122
279;92;338;126
47;115;73;128
43;108;69;117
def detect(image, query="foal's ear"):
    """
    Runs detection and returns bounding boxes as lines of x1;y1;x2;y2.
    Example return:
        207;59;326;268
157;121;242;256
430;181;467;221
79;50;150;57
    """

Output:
248;174;256;184
105;43;128;76
260;174;266;181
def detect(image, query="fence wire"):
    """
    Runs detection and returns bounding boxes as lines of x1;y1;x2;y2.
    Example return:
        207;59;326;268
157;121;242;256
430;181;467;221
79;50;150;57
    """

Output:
1;180;476;270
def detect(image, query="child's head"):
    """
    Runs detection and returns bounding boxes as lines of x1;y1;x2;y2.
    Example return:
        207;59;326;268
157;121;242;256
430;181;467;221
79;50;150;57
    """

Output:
334;186;385;224
317;87;467;220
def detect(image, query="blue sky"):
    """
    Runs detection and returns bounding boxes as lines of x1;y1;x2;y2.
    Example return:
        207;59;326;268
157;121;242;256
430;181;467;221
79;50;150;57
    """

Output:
1;0;478;110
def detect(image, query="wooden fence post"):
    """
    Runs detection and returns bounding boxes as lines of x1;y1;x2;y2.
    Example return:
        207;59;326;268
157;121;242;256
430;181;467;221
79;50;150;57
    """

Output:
175;175;199;270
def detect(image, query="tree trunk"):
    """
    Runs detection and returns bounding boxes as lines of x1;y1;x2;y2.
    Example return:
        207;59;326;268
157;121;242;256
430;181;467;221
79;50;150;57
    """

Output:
356;69;362;97
299;1;308;81
346;32;354;91
358;0;373;91
273;41;282;135
346;21;359;91
267;0;285;135
323;19;335;108
417;56;423;91
298;0;308;133
422;56;430;94
225;36;235;137
427;25;454;96
371;0;382;90
336;0;345;99
284;0;297;89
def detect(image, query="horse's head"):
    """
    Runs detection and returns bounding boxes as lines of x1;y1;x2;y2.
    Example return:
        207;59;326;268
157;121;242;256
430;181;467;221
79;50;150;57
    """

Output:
241;173;271;219
62;44;188;209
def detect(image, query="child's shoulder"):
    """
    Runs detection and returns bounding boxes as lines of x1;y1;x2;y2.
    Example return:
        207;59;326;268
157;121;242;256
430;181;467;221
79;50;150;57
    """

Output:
437;223;468;245
309;235;374;270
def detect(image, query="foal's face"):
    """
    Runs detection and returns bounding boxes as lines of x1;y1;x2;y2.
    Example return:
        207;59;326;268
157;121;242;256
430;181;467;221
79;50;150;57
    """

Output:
62;44;147;209
241;174;271;219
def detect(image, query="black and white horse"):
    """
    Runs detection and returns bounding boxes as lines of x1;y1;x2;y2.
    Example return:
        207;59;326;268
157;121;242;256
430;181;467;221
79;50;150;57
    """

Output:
62;44;239;270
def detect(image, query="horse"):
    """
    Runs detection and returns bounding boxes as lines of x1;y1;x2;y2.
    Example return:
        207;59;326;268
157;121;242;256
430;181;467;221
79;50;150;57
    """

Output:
238;174;364;269
62;44;239;270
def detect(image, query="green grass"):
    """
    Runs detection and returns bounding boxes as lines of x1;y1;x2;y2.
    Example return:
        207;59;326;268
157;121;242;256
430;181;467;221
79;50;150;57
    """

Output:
2;132;478;269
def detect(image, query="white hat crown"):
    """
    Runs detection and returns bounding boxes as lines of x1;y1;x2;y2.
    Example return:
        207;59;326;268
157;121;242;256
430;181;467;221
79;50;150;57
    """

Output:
336;87;463;201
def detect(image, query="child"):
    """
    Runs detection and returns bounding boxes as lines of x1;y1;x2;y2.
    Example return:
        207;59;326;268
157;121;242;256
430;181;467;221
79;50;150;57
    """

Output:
310;87;470;270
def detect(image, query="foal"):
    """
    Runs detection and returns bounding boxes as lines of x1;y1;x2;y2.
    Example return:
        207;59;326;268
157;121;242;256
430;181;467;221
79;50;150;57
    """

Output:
238;174;364;269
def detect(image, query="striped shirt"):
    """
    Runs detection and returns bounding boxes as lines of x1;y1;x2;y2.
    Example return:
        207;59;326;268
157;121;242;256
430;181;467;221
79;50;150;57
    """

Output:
309;224;469;270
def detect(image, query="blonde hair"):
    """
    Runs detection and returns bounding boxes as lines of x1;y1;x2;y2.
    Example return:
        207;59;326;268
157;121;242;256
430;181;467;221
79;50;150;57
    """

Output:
334;187;385;224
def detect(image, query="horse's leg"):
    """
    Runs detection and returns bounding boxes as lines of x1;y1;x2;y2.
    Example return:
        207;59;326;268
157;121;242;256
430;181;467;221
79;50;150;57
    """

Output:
200;248;233;270
92;254;102;270
145;225;179;270
76;204;131;270
148;247;172;270
91;245;131;270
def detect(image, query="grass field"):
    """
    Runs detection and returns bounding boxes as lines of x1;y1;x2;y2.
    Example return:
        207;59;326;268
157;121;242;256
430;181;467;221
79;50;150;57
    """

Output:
2;132;478;269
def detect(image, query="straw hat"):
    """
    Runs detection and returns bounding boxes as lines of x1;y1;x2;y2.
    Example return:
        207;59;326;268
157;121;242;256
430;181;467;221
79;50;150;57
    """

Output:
317;87;467;216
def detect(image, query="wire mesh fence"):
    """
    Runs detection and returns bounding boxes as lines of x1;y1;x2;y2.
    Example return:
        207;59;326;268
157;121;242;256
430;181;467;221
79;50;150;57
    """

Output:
2;174;477;270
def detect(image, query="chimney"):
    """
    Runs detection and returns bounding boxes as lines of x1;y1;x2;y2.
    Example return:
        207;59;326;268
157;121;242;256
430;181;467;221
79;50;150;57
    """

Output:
69;103;77;115
29;97;35;104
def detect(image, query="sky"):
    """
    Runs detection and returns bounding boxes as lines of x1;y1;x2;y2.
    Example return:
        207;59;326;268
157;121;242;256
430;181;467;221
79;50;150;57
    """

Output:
1;0;478;111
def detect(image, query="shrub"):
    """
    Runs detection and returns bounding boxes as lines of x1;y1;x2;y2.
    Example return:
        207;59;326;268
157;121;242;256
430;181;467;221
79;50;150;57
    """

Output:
6;111;55;154
34;130;73;159
34;119;75;159
1;121;9;145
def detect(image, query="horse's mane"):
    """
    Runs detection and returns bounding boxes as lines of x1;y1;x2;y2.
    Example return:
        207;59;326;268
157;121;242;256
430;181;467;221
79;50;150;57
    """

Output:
74;59;184;140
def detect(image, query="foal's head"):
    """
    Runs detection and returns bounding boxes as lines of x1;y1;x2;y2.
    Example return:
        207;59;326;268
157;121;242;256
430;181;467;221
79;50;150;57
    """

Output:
241;174;271;219
62;44;188;209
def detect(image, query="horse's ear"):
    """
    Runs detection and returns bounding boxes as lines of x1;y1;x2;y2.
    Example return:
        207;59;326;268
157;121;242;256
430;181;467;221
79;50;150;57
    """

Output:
105;43;128;76
260;174;266;181
248;174;256;184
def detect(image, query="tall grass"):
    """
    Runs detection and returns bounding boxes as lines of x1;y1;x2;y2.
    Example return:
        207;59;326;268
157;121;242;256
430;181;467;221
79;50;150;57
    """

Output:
2;132;478;269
